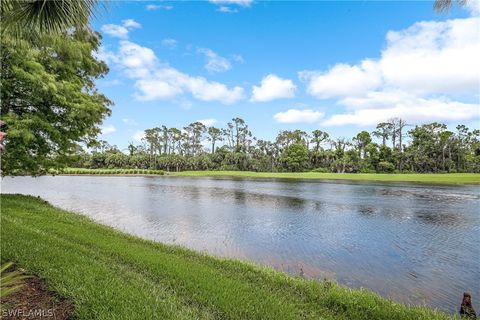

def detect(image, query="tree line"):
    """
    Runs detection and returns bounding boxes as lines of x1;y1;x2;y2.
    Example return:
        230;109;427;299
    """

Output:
75;117;480;173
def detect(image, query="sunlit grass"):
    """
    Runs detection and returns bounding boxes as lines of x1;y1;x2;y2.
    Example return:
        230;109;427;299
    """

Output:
170;171;480;184
1;194;456;319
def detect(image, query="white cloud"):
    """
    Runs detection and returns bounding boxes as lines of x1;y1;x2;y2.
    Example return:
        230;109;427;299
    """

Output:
101;125;116;135
300;60;382;99
274;109;324;124
209;0;253;7
146;4;173;11
302;15;480;126
101;24;129;39
161;38;177;49
135;78;183;101
198;48;232;73
322;98;479;126
198;118;217;126
251;74;296;102
133;130;145;142
185;76;244;103
118;40;157;78
217;6;238;13
104;41;244;104
380;18;480;95
146;4;160;11
122;19;141;29
101;19;142;39
466;0;480;16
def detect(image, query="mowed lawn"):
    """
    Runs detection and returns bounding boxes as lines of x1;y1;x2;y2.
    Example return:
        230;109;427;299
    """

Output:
1;194;456;320
171;171;480;184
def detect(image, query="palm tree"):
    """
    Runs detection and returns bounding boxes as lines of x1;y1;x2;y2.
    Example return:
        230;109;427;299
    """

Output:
434;0;468;12
1;0;99;37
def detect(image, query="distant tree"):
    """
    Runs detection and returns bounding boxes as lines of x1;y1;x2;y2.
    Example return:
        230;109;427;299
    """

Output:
127;142;136;157
184;122;206;156
372;123;391;147
207;127;222;154
280;143;309;172
73;119;479;174
311;130;329;152
354;131;372;159
143;128;161;168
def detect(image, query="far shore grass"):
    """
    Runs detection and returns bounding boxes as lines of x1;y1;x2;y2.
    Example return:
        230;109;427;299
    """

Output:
55;168;480;184
52;168;164;175
1;194;456;319
170;171;480;185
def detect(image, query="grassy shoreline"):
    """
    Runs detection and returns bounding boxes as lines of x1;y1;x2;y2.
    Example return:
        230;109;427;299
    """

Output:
51;168;164;175
170;171;480;185
1;194;455;319
53;168;480;184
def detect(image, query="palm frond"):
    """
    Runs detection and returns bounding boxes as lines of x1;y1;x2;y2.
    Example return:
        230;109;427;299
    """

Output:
1;0;105;39
434;0;468;12
0;262;30;298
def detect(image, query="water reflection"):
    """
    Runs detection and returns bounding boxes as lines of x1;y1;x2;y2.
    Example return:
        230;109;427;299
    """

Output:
1;175;479;314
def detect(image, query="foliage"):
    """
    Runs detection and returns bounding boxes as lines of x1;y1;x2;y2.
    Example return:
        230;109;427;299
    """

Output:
67;117;480;175
51;168;164;175
377;161;396;173
433;0;468;12
0;29;112;176
280;143;309;172
1;0;98;39
1;194;455;319
0;262;29;298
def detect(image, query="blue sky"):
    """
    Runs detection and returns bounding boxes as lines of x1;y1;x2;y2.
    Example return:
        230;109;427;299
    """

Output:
93;1;479;149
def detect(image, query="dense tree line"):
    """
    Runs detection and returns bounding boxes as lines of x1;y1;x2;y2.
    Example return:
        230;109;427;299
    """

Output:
75;118;480;173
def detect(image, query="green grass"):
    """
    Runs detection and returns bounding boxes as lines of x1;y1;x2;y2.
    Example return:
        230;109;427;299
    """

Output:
1;194;455;320
170;171;480;185
52;168;164;176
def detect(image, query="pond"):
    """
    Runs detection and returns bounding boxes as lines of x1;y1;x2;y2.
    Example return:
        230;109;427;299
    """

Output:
2;175;479;314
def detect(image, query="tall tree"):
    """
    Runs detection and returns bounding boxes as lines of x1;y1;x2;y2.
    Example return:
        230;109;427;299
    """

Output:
311;130;329;152
372;123;390;147
184;122;206;156
354;131;372;159
207;127;222;154
1;30;111;175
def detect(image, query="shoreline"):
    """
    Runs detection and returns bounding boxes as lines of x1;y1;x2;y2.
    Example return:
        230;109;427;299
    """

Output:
6;169;479;185
1;194;455;319
168;171;480;185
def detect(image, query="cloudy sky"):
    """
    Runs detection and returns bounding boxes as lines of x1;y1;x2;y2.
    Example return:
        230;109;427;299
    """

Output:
94;0;479;149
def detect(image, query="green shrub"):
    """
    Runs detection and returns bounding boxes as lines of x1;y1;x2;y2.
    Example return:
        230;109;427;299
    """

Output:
377;161;395;173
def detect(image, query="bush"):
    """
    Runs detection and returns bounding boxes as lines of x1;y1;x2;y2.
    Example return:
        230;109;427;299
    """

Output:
377;161;395;173
311;167;329;173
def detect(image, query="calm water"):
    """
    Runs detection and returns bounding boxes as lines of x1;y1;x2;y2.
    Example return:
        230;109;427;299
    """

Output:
2;176;479;313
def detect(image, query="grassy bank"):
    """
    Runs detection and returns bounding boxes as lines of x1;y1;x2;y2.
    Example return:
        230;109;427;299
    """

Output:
1;194;454;320
171;171;480;184
52;168;164;175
